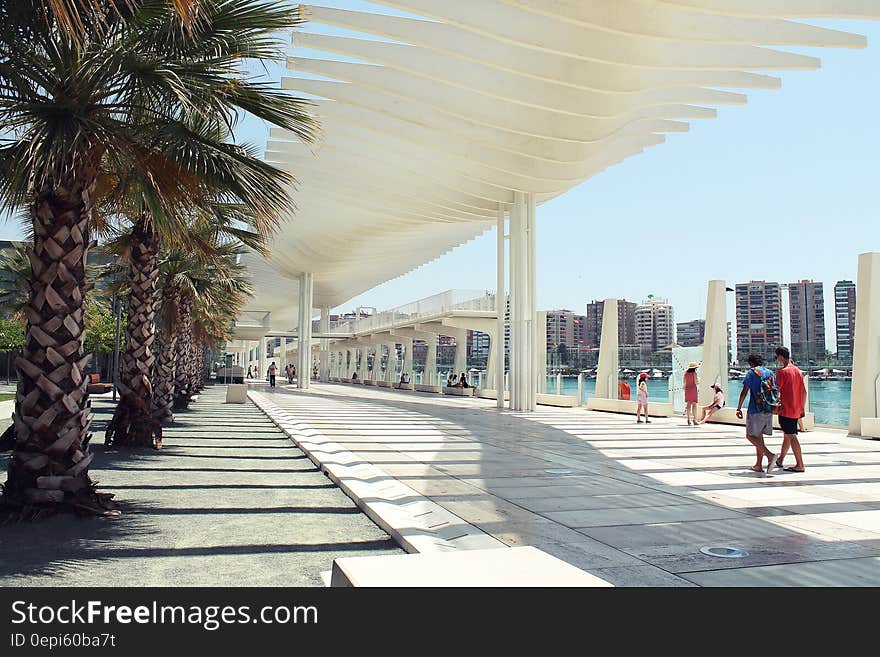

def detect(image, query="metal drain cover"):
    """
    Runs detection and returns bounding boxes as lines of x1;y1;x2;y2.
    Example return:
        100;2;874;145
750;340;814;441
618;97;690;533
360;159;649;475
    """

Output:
700;546;749;559
545;469;574;475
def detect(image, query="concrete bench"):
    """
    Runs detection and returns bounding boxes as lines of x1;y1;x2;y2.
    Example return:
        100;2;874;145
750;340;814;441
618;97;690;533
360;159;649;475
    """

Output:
703;407;815;430
537;393;578;407
331;546;612;587
377;381;393;388
394;383;414;391
443;386;474;396
225;384;248;403
861;417;880;438
586;398;674;417
475;389;509;401
414;384;442;394
363;380;377;386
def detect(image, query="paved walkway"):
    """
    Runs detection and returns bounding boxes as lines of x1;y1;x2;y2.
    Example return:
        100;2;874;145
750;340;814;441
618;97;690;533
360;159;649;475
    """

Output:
0;385;401;586
252;381;880;586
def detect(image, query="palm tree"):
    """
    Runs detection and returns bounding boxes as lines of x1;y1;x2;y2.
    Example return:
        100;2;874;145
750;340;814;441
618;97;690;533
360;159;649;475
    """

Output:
0;0;314;515
154;236;251;422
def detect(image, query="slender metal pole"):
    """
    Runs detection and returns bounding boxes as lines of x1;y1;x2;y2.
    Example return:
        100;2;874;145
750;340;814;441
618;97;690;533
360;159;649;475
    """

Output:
112;295;122;402
496;206;505;409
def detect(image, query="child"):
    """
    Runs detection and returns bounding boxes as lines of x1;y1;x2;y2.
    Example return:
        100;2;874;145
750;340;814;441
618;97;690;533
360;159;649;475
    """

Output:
699;384;725;424
636;377;650;423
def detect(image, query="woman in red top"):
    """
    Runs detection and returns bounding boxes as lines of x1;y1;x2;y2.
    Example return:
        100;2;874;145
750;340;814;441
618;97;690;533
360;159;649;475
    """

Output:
683;362;700;426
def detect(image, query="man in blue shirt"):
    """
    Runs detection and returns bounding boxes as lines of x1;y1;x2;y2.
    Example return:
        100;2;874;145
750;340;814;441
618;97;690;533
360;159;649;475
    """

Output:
735;354;777;473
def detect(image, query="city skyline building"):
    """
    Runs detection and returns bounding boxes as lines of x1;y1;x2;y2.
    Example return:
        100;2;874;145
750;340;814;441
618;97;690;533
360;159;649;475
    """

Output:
676;319;705;348
835;280;857;362
585;299;637;347
635;297;675;354
788;279;826;363
735;281;783;362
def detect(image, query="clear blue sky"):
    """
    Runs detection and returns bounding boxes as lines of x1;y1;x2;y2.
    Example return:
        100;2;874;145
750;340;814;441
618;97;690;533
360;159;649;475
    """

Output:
2;4;878;350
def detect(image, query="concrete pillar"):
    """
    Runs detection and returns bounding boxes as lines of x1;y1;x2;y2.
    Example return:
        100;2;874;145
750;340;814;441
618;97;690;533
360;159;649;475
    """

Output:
384;342;397;382
297;272;314;390
538;310;547;394
496;206;506;408
400;337;413;380
595;299;619;399
850;252;880;435
258;336;267;382
699;280;730;408
508;191;537;411
425;334;437;382
358;346;368;381
319;307;330;382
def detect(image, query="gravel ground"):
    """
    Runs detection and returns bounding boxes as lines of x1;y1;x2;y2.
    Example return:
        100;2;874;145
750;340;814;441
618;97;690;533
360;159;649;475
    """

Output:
0;385;402;586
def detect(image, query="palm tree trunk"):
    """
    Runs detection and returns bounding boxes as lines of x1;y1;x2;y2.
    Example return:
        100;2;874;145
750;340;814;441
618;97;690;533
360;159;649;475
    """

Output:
2;170;115;516
172;295;193;410
105;216;161;448
152;328;176;426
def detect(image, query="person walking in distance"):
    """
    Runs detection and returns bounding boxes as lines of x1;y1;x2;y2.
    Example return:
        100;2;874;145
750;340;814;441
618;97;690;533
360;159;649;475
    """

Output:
773;346;807;472
268;361;277;388
735;354;778;473
636;376;650;423
683;362;700;426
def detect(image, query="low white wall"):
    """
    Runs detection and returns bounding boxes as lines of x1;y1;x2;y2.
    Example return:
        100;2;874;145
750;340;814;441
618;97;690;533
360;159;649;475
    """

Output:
475;389;509;401
443;387;474;397
586;398;674;417
861;417;880;438
415;384;442;394
703;408;816;430
536;394;577;408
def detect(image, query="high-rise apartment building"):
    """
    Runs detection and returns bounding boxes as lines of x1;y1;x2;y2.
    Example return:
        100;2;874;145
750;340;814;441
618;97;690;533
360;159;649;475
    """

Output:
735;281;782;362
834;280;857;362
635;297;675;353
585;299;637;347
788;280;826;363
546;310;575;348
676;319;705;347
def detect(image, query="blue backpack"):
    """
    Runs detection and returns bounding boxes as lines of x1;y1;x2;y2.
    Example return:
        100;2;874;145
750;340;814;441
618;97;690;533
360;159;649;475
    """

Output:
752;366;781;413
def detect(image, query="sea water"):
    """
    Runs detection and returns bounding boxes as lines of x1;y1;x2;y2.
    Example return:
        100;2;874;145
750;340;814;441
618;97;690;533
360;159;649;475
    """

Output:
543;376;852;427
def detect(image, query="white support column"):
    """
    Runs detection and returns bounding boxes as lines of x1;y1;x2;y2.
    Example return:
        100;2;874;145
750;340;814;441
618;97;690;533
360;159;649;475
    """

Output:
595;299;619;399
508;191;536;411
401;337;413;379
359;345;368;381
297;272;314;390
384;341;398;382
537;311;547;394
850;252;880;435
320;307;330;382
279;337;287;374
699;280;729;408
496;205;506;409
448;327;468;379
527;192;537;411
371;343;381;381
258;336;267;382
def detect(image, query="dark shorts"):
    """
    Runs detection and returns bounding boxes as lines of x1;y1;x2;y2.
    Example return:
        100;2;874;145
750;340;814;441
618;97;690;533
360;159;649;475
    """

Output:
779;415;799;435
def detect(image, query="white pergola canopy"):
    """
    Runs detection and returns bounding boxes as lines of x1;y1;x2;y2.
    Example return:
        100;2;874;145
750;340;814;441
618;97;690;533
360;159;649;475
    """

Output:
242;0;879;329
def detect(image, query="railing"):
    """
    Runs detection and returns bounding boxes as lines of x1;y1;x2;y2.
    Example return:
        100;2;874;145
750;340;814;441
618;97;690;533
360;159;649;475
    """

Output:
334;289;495;336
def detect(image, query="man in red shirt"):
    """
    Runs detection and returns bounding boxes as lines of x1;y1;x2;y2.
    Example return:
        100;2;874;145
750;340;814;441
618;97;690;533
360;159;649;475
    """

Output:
774;346;807;472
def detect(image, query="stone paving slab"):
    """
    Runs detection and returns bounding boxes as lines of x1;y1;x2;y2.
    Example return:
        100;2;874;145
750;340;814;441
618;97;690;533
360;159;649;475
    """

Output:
0;386;402;587
247;381;880;586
